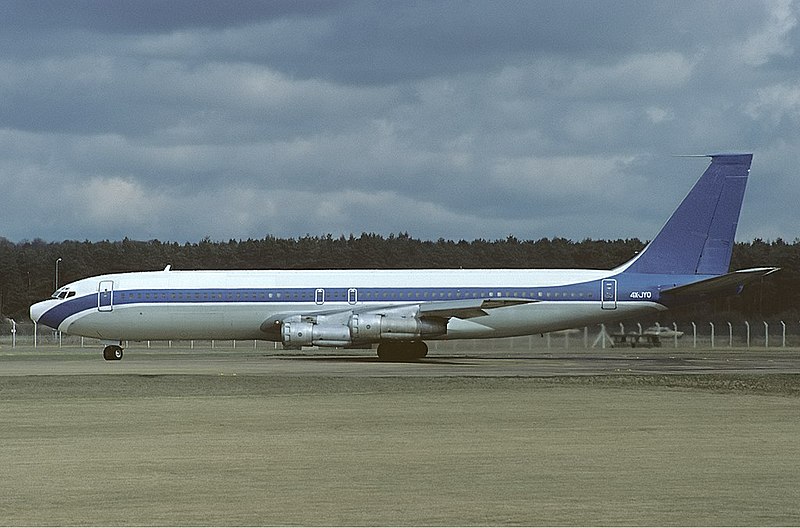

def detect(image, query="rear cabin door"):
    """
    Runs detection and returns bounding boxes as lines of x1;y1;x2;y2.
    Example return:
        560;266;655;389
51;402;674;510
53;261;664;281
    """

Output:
98;280;114;312
601;279;617;310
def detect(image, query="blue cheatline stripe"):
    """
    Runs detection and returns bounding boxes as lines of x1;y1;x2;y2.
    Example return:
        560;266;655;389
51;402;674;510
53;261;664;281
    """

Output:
112;284;599;304
38;294;97;329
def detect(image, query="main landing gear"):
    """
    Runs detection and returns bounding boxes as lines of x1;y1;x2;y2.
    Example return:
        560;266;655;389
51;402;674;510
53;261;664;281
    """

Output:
102;344;124;361
376;341;428;361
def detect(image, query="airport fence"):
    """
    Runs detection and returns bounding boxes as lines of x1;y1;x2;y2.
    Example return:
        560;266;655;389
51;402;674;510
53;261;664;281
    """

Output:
2;320;800;351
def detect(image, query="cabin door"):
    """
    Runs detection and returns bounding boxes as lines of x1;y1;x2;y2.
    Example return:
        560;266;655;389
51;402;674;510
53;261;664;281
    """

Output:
98;280;114;312
601;279;617;310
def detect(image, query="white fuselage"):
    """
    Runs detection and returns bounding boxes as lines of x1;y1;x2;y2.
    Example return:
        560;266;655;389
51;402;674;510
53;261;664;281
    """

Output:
30;267;667;343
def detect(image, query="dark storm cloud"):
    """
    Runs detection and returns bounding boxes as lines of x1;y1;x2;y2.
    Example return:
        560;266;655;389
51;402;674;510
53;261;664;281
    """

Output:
0;1;798;243
1;0;342;33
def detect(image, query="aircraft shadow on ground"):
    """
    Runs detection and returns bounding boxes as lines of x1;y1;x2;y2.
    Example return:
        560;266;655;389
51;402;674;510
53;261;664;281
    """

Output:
274;355;474;365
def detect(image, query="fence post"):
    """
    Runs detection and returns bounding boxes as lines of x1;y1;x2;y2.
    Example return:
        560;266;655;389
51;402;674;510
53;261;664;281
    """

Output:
727;322;733;348
33;321;37;348
691;322;697;348
781;321;786;347
11;319;16;348
709;322;715;349
672;323;679;348
764;321;769;348
745;321;750;349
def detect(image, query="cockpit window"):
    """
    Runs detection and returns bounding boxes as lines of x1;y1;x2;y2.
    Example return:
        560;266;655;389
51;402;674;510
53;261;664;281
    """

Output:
51;288;76;300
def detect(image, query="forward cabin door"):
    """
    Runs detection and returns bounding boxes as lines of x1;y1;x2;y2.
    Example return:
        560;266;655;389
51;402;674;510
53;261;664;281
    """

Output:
98;280;114;312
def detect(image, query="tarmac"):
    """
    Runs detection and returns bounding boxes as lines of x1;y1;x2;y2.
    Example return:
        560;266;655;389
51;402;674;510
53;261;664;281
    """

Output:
2;344;800;377
3;344;800;525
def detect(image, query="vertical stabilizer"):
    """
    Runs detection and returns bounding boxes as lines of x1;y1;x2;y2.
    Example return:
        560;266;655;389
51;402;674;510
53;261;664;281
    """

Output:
623;154;751;276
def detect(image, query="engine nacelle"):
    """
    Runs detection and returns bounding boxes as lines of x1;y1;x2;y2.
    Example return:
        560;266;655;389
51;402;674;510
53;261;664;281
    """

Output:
282;321;351;347
350;313;446;343
281;314;447;347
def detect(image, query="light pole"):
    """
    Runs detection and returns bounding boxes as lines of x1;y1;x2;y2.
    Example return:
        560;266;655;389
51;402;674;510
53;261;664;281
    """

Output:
54;257;63;345
55;257;62;291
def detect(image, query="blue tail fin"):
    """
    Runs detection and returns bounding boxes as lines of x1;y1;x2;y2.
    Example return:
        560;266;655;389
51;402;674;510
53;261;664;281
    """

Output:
623;154;751;276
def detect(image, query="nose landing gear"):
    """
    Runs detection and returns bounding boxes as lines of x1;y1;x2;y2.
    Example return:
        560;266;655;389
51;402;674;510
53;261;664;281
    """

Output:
102;344;124;361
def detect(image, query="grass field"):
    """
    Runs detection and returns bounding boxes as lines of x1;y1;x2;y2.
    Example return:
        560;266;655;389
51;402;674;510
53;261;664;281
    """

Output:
2;371;800;526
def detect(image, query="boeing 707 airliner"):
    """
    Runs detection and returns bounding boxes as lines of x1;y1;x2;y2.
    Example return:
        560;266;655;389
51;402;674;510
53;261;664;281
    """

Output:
30;154;777;361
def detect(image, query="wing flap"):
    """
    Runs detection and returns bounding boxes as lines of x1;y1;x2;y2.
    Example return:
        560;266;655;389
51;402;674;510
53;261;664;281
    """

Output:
419;298;535;319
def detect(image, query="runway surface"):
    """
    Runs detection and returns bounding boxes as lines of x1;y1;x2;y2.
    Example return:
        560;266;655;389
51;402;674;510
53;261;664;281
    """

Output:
3;345;800;377
3;344;800;525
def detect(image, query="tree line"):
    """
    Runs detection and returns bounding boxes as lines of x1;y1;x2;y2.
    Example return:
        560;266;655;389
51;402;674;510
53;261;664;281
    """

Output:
0;233;795;322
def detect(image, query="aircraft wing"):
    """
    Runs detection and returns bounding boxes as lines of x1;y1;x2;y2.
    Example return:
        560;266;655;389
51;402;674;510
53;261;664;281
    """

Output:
417;298;535;319
660;267;779;299
260;297;535;336
268;298;535;322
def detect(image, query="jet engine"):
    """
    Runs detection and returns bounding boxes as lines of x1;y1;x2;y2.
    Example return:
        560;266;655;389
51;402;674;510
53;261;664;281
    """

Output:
281;313;447;347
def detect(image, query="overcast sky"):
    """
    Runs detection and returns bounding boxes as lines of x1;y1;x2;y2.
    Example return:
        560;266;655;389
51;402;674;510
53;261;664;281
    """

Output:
1;0;798;244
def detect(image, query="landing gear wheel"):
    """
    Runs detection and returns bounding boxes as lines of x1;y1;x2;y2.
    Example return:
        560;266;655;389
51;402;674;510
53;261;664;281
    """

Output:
377;341;428;361
103;345;124;361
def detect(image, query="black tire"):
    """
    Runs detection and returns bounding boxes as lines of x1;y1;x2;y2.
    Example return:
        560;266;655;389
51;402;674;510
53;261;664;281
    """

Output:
103;345;123;361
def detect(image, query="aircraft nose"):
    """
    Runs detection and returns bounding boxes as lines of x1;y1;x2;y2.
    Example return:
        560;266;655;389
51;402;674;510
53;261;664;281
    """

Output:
30;299;58;327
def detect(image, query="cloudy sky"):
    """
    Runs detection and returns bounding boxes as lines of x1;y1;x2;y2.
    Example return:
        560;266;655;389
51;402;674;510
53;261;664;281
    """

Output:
1;0;798;244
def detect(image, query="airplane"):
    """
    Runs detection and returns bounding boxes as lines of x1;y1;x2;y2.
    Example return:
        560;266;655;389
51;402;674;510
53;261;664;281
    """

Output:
30;153;777;361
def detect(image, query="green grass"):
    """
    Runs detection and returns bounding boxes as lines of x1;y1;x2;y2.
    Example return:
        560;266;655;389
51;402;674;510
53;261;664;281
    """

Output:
1;375;799;525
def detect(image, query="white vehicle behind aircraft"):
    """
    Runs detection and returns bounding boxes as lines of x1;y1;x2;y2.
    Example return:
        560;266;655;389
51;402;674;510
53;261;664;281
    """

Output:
30;154;776;361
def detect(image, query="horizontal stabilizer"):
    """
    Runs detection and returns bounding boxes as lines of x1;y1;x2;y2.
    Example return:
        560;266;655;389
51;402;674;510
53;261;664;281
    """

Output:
660;267;779;299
